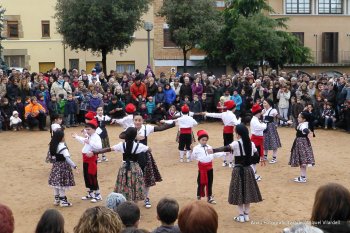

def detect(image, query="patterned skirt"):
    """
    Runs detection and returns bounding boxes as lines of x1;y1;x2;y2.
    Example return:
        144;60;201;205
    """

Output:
101;136;110;148
263;123;281;150
48;162;75;189
114;162;145;202
228;165;262;205
144;152;162;187
176;131;196;143
289;137;315;167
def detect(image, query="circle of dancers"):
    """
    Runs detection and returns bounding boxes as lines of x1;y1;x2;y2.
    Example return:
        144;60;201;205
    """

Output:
46;99;316;223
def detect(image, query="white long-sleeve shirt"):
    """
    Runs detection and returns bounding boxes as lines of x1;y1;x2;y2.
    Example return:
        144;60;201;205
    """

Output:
205;111;240;126
229;139;257;157
297;122;309;135
250;116;266;136
114;114;134;130
192;144;226;163
164;115;198;129
111;142;149;155
74;132;102;153
10;116;22;126
51;123;62;132
57;142;76;168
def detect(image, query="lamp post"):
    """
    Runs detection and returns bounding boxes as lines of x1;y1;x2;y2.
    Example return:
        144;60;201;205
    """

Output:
144;22;153;67
314;34;318;64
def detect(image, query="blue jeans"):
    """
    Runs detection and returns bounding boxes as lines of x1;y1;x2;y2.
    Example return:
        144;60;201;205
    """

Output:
279;107;289;125
65;114;76;126
324;116;336;128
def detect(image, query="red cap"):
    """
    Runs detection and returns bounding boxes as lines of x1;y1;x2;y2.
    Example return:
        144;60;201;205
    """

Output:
224;100;236;110
85;111;96;120
181;104;190;114
86;118;98;129
251;104;262;115
197;130;209;140
125;103;136;114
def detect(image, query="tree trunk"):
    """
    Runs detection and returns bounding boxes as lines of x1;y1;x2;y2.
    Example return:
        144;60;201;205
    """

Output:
260;59;264;76
183;48;188;72
101;48;107;75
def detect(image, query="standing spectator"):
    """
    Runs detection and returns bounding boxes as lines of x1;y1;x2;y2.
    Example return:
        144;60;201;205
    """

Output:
130;75;147;104
179;77;193;101
51;75;72;100
18;78;32;103
335;76;346;112
64;94;78;127
89;91;103;112
164;83;176;109
146;96;156;118
204;78;216;113
251;79;264;102
291;97;304;127
0;203;15;233
25;96;47;131
155;86;165;105
191;77;203;100
0;77;7;99
340;78;350;101
170;78;182;96
6;77;20;104
190;94;202;122
231;89;242;117
48;95;60;123
147;77;158;97
0;98;13;131
277;85;291;126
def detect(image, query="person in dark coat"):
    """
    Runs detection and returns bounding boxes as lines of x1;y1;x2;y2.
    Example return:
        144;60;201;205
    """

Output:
179;76;193;101
64;94;78;127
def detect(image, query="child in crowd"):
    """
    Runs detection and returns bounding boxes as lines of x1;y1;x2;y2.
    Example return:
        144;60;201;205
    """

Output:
89;91;103;112
10;110;22;131
152;198;181;233
139;102;148;121
291;97;304;127
190;94;202;123
146;96;156;118
58;94;66;116
78;89;90;124
322;102;336;129
180;95;191;107
155;86;165;105
124;89;132;105
231;89;242;118
48;95;60;124
96;106;111;162
14;96;24;123
48;130;77;207
217;96;227;113
192;130;226;204
107;95;125;119
167;105;179;119
72;119;102;203
64;94;78;128
37;93;48;114
151;103;167;124
174;95;182;111
289;111;315;183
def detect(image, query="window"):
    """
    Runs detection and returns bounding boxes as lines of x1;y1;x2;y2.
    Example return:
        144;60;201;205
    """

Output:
7;21;19;38
41;21;50;37
163;27;177;48
69;59;79;70
116;61;135;74
285;0;311;14
318;0;343;14
292;32;305;45
4;55;25;67
322;32;338;63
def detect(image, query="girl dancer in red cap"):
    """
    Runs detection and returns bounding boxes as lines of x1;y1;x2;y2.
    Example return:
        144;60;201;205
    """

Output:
192;130;226;204
203;100;240;167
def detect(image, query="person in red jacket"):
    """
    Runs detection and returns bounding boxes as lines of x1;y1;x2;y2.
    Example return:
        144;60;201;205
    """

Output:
130;74;147;104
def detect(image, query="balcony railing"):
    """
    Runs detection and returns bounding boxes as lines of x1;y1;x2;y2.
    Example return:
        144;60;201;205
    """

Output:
310;50;350;64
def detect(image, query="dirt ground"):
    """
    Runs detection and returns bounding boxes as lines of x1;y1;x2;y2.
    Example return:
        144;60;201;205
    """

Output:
0;122;349;233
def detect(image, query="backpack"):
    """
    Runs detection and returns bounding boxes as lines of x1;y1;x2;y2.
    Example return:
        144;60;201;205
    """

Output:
46;147;67;163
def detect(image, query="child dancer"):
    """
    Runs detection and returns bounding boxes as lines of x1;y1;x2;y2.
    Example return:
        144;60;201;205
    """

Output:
203;100;240;167
212;124;262;223
250;104;267;181
48;130;77;207
111;103;136;130
262;99;291;164
10;111;22;131
91;127;149;202
119;114;175;208
192;130;226;204
72;119;102;203
162;104;198;163
288;111;315;183
96;106;111;162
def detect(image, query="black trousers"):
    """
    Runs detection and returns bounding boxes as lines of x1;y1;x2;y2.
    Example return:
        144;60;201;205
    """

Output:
197;169;213;198
83;162;99;190
27;113;46;129
178;134;192;150
223;133;234;146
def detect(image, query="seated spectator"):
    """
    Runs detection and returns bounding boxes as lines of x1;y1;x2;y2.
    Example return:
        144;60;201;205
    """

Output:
107;96;125;119
311;183;350;233
74;206;122;233
178;201;218;233
35;209;64;233
322;102;336;129
155;86;165;105
106;192;127;213
24;96;47;131
117;201;140;229
152;197;181;233
0;98;13;131
0;203;14;233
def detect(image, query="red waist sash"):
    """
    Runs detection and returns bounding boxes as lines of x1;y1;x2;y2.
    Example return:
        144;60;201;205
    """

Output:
198;161;213;197
83;153;98;175
180;128;192;134
251;134;264;157
223;125;234;133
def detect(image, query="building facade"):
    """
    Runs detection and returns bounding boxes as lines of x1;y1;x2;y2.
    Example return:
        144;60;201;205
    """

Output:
1;0;154;74
268;0;350;74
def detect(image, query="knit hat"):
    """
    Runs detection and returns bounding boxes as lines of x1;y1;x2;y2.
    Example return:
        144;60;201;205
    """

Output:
181;104;190;114
12;111;18;116
251;104;262;115
224;100;236;110
86;118;98;129
197;130;209;141
125;103;136;114
106;192;127;213
85;111;96;120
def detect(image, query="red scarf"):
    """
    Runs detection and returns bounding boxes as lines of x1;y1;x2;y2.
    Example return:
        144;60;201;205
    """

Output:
83;153;98;175
198;161;213;197
251;134;264;157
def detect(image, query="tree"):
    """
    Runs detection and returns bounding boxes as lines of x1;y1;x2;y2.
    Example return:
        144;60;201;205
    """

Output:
158;0;222;72
55;0;151;74
202;0;311;71
0;6;7;71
